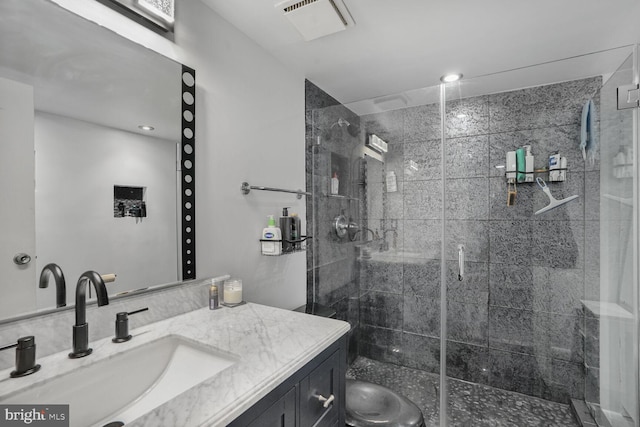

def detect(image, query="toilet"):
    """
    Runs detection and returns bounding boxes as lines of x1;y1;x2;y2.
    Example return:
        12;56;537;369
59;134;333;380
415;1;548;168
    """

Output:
345;379;425;427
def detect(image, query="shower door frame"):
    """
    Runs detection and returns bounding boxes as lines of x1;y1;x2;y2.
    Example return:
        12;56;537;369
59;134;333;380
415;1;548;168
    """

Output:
633;44;640;427
438;82;449;427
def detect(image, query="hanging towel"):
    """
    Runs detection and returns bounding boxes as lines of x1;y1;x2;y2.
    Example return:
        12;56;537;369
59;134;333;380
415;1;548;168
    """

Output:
580;98;597;166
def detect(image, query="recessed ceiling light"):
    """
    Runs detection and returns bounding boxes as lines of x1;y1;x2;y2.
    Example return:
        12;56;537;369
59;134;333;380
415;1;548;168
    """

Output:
440;73;463;83
138;125;155;131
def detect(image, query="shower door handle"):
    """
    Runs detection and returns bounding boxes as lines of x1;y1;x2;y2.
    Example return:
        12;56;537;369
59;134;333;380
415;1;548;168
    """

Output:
458;244;465;281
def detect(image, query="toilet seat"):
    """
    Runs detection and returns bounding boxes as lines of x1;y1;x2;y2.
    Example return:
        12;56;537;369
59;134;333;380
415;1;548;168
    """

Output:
345;379;425;427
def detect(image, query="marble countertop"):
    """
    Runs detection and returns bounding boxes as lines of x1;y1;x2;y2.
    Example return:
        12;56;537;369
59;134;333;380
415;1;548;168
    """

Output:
0;303;350;426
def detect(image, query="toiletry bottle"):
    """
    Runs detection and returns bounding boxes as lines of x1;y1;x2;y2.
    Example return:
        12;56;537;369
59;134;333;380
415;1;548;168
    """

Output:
516;147;526;183
280;208;294;253
559;156;567;181
613;147;626;179
290;213;301;250
386;171;397;192
331;173;339;195
524;146;534;183
209;279;219;310
549;152;561;181
506;151;516;182
261;215;282;255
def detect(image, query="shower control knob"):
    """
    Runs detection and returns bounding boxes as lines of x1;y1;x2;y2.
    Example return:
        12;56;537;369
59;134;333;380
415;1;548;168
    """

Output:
334;215;348;239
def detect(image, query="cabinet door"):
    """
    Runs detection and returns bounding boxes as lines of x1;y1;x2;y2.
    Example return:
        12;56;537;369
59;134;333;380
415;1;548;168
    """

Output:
247;386;296;427
300;350;341;427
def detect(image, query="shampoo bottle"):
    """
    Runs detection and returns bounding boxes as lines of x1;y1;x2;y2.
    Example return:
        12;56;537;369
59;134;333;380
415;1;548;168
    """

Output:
290;213;301;250
280;208;294;253
386;171;397;192
516;147;526;183
524;145;534;183
506;151;517;182
261;215;282;256
331;173;339;195
559;156;567;182
549;152;561;181
209;279;219;310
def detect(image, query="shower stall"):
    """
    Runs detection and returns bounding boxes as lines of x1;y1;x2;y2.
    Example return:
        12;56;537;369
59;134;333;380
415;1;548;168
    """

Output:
306;46;640;426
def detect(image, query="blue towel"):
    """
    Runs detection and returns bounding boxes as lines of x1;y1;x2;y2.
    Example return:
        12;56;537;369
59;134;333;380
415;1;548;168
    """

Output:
581;99;597;166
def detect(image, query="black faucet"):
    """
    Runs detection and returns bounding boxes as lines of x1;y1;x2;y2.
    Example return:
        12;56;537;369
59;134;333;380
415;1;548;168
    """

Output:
39;263;66;308
69;271;109;359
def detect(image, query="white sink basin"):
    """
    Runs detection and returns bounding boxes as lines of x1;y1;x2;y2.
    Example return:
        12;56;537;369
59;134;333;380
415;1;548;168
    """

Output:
4;335;237;427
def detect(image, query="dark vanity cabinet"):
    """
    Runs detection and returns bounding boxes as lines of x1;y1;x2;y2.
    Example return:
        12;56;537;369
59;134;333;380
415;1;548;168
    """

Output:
246;387;297;427
229;334;347;427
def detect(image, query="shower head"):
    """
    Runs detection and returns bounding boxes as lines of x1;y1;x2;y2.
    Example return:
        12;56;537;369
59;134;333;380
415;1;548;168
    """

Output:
331;117;351;128
328;117;360;138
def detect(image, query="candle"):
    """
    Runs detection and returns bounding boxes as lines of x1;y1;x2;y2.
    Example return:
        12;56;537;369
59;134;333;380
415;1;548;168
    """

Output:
224;279;243;304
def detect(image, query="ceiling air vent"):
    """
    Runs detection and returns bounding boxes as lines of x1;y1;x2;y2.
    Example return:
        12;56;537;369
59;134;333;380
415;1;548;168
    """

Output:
276;0;355;42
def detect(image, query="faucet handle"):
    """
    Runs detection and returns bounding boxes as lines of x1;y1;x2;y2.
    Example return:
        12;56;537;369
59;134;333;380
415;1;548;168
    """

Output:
101;273;117;283
0;336;41;378
112;307;149;343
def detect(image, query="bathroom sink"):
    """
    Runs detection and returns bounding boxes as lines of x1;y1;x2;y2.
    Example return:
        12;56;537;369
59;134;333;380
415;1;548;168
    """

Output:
4;335;237;427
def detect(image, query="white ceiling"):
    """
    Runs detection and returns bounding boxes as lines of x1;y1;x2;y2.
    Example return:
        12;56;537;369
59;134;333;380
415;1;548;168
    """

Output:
0;0;182;141
200;0;640;105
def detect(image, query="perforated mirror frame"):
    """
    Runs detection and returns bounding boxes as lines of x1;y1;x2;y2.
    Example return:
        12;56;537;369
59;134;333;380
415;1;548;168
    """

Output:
182;65;196;280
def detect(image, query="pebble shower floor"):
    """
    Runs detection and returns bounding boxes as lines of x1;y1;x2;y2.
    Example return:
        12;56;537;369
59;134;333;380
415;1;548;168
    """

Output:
347;357;579;427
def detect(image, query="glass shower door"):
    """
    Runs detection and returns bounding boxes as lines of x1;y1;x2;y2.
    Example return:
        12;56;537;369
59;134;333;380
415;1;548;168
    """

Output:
589;51;637;427
355;85;445;425
307;46;638;427
440;77;497;426
309;84;446;426
442;47;638;426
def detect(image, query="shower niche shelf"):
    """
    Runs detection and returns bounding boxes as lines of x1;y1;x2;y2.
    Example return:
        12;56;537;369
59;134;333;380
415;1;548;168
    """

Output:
322;192;360;201
259;236;312;256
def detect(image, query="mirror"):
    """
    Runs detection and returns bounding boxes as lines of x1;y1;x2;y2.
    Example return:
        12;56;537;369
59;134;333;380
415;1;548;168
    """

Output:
0;0;195;321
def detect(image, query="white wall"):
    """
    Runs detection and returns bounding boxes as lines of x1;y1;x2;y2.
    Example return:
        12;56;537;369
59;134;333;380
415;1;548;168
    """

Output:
0;77;36;319
52;1;307;309
177;2;307;309
35;112;179;308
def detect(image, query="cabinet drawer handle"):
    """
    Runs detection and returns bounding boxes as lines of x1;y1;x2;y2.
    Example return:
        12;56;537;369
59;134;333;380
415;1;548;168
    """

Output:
317;394;335;408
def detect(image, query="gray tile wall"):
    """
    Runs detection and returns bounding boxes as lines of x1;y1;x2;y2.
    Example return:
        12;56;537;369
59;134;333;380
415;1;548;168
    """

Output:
356;77;601;404
307;77;601;404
